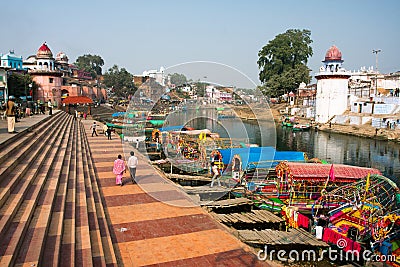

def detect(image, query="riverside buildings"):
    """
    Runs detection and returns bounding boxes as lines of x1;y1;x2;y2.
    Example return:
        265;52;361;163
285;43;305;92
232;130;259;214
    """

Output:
1;42;106;106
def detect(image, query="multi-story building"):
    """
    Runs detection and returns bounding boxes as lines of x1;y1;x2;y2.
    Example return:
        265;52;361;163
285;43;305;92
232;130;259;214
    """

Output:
23;42;107;105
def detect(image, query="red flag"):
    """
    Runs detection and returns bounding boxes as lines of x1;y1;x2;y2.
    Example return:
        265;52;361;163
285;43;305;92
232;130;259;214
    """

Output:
329;164;335;181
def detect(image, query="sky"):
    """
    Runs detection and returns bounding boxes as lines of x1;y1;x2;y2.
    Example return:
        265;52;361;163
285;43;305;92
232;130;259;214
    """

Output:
2;0;399;87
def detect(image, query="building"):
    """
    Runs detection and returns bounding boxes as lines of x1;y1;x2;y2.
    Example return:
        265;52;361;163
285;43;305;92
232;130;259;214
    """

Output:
142;67;165;86
27;43;63;104
24;43;107;105
205;86;233;103
315;45;351;124
1;50;24;70
0;66;10;103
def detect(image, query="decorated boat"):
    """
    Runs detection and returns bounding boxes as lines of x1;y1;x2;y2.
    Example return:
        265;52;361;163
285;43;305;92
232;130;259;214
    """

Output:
313;174;400;264
272;162;381;212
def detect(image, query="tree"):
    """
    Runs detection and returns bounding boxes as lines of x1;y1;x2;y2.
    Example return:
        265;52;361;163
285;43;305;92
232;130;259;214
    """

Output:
7;72;38;99
169;73;187;86
258;29;313;97
103;65;136;97
74;54;104;79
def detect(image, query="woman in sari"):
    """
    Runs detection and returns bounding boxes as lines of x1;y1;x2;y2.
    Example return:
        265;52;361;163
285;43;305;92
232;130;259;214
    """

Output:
113;154;126;186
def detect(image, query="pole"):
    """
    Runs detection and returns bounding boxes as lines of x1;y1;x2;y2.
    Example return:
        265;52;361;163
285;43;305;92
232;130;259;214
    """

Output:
372;49;381;96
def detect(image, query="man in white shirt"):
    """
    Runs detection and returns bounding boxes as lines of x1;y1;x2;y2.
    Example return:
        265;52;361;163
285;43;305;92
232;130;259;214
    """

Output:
47;99;53;115
90;121;98;136
127;151;138;184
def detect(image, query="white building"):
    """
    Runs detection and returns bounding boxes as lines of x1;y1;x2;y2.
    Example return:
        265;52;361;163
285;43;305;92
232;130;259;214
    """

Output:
205;86;232;103
315;45;351;124
142;67;165;86
0;66;10;102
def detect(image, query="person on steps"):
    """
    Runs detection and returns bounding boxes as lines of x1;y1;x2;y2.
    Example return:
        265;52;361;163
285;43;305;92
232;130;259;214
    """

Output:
113;154;126;186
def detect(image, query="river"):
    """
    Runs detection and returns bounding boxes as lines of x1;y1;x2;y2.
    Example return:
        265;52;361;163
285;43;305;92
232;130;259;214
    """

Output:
165;107;400;185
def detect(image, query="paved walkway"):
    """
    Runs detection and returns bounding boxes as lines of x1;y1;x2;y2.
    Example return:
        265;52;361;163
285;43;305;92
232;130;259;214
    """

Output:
82;119;268;266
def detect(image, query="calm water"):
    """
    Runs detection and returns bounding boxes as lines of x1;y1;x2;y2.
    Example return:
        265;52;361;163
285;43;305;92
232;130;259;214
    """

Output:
166;108;400;185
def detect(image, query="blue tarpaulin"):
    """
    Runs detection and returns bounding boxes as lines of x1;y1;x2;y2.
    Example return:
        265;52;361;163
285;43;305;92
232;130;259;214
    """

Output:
112;112;126;117
217;147;306;170
159;125;185;132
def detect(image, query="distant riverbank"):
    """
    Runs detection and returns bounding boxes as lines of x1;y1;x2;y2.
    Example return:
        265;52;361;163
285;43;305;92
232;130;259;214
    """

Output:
232;103;400;143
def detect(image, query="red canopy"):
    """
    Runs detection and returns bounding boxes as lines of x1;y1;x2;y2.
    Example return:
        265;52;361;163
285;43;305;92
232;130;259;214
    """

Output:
276;162;381;181
62;96;93;104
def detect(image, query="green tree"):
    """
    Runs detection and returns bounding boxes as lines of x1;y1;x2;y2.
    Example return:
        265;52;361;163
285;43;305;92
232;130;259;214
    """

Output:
74;54;104;79
103;65;136;97
258;29;313;97
7;73;38;99
169;73;187;86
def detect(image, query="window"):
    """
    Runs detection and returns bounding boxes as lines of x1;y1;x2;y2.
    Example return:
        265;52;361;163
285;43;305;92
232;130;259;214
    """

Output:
0;76;3;82
49;78;54;83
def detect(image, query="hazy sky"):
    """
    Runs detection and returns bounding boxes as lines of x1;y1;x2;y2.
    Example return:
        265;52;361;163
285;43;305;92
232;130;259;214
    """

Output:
2;0;399;87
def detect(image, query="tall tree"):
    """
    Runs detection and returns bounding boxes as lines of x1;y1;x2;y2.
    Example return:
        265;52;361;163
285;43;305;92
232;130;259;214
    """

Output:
258;29;313;97
7;73;38;99
103;65;136;97
74;54;104;79
169;73;187;86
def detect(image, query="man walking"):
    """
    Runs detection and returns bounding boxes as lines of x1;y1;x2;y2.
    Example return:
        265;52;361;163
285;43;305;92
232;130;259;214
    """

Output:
90;121;98;137
47;99;52;115
127;151;138;184
5;96;17;134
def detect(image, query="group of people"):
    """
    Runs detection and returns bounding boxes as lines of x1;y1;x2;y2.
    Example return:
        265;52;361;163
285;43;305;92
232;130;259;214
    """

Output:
3;96;54;134
113;151;138;186
89;122;114;139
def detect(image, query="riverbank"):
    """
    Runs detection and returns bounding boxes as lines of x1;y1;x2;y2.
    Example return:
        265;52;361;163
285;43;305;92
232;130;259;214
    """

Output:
232;103;400;143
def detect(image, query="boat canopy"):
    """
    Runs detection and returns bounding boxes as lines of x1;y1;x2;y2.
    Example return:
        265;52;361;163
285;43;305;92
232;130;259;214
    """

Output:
217;147;307;170
276;162;381;182
147;120;165;127
112;112;126;117
159;125;185;132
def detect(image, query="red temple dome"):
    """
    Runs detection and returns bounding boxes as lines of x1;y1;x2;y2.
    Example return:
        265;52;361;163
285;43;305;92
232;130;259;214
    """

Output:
37;42;53;59
324;45;342;61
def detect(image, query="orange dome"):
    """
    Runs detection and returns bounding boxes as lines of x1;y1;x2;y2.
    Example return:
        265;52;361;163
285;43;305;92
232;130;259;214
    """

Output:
324;45;342;61
37;42;53;59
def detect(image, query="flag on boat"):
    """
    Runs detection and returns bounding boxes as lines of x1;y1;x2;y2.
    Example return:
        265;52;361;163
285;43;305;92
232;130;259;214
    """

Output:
364;173;371;201
329;164;335;181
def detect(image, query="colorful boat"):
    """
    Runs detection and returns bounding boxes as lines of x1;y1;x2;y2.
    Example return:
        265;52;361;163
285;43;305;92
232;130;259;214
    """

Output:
313;174;400;263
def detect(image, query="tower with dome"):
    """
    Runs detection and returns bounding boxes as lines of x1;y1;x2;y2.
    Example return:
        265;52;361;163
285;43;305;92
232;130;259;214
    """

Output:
315;45;351;124
29;42;63;104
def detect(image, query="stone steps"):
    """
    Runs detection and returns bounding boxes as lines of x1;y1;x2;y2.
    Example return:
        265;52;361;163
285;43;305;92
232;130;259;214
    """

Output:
0;112;65;208
79;122;117;266
13;115;74;266
0;111;118;266
41;116;76;267
0;112;71;266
